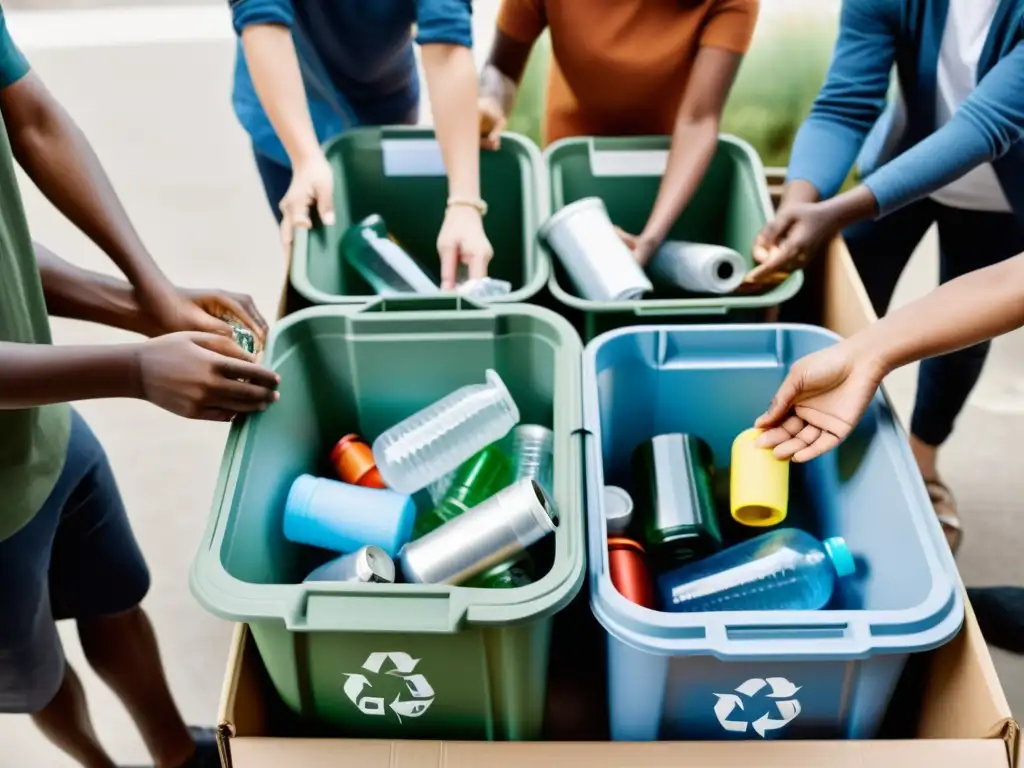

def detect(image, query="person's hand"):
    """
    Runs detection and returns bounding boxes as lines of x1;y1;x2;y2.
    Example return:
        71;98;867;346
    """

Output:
279;151;336;253
614;227;659;267
746;201;837;284
139;281;237;339
753;341;885;462
479;96;507;151
178;288;269;348
135;332;280;421
437;206;493;289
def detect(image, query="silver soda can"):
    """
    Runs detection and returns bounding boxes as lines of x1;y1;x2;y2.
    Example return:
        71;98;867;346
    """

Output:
302;545;396;584
400;478;556;585
508;425;555;507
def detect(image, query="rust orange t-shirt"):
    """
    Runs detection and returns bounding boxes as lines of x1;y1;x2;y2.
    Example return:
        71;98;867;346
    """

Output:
497;0;759;145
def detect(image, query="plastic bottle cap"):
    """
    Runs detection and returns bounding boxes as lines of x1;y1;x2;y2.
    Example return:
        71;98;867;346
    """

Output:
603;486;633;534
824;537;856;578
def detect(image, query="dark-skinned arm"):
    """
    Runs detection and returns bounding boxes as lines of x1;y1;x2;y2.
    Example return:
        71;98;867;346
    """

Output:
0;342;140;409
34;242;166;337
630;46;745;264
0;72;227;335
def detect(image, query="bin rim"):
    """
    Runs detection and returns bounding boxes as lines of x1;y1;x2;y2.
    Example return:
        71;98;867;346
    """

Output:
542;133;804;316
580;322;965;660
288;127;551;308
190;298;586;634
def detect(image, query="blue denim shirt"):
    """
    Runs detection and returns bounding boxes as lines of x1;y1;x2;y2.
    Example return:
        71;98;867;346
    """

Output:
786;0;1024;220
230;0;473;168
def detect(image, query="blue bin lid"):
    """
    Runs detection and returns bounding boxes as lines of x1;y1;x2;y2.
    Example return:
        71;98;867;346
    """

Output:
581;324;965;661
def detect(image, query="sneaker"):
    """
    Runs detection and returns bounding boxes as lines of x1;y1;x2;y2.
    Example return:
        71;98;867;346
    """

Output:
122;726;219;768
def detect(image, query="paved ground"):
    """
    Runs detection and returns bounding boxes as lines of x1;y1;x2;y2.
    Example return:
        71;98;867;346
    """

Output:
0;2;1021;765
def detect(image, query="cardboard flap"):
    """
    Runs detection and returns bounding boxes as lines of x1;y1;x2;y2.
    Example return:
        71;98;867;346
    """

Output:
226;738;1007;767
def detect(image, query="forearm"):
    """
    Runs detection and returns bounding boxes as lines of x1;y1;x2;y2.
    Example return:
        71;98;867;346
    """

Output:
35;243;159;336
422;44;480;201
0;342;140;409
242;24;321;164
3;75;170;295
849;254;1024;375
641;118;719;245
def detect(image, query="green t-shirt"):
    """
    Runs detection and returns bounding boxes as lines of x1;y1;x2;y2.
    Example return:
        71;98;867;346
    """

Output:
0;10;71;543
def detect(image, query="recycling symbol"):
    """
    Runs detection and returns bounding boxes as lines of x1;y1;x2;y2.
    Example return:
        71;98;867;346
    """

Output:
343;652;435;722
713;677;802;737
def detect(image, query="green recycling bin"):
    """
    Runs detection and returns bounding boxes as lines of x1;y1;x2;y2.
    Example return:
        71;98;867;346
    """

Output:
190;297;585;740
288;127;550;309
544;135;804;340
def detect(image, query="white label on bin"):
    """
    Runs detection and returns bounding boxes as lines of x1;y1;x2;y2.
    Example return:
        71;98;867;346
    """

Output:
713;677;802;737
382;139;447;177
343;651;435;722
589;148;669;177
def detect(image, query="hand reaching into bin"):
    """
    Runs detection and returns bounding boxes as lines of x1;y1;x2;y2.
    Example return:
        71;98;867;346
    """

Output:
278;151;336;253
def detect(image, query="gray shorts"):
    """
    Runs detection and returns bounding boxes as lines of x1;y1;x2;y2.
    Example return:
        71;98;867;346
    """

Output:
0;410;150;713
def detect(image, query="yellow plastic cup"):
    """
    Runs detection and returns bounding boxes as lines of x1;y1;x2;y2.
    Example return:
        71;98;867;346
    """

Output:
730;427;789;527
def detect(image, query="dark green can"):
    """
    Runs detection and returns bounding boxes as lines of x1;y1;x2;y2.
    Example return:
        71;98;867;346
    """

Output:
630;433;723;566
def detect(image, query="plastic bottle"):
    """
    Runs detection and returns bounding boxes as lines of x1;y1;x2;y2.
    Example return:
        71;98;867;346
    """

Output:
412;446;512;539
506;425;555;504
657;528;855;613
340;214;440;295
372;369;520;494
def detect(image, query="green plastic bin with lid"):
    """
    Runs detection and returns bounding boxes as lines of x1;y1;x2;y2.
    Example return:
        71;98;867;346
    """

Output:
190;297;585;740
543;135;804;341
288;127;550;309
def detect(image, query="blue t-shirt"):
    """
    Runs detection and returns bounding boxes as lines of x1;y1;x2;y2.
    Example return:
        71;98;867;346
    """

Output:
230;0;473;168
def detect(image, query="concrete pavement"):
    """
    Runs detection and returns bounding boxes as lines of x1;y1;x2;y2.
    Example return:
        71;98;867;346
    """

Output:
0;3;1020;765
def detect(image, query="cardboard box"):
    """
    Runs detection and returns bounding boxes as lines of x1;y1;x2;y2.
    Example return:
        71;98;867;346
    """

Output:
223;238;1019;767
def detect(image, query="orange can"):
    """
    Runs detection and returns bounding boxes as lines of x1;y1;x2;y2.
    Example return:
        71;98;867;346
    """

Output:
607;537;654;609
330;434;387;489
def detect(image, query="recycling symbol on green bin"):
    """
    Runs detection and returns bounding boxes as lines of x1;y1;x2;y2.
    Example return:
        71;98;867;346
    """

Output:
343;652;435;722
713;677;802;737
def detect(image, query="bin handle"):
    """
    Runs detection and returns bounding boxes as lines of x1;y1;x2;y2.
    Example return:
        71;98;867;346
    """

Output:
633;304;730;317
356;295;487;314
286;587;469;634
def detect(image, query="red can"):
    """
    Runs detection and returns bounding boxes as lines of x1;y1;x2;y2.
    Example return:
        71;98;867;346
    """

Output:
607;537;654;609
330;434;387;489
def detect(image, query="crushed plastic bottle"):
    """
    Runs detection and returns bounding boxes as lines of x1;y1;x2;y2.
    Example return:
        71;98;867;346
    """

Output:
372;369;520;494
657;528;855;613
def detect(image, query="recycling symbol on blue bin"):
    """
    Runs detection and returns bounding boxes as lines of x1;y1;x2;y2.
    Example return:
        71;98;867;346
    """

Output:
713;677;802;737
343;652;435;722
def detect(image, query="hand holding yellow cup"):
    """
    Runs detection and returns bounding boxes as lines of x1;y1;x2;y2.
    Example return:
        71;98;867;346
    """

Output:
730;427;790;527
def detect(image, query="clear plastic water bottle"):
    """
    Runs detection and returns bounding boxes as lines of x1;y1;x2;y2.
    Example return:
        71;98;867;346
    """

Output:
372;369;520;494
657;528;855;613
506;425;555;506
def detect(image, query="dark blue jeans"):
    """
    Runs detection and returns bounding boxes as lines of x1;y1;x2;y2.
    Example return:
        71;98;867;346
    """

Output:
844;199;1024;447
253;148;291;225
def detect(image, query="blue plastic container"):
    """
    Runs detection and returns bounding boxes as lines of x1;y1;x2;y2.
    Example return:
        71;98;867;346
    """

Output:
283;474;417;558
582;324;963;742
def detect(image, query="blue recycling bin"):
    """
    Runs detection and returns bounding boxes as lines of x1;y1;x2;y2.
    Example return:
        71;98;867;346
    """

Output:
582;324;964;741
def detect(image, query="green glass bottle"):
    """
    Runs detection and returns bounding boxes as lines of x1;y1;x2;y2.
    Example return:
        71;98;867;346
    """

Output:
412;446;513;539
465;556;535;589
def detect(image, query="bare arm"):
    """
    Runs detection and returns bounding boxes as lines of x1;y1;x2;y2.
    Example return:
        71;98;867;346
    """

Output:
0;343;140;409
423;44;481;211
422;43;494;286
633;46;745;263
34;242;166;336
1;74;179;309
241;23;335;245
241;24;321;170
852;254;1024;377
